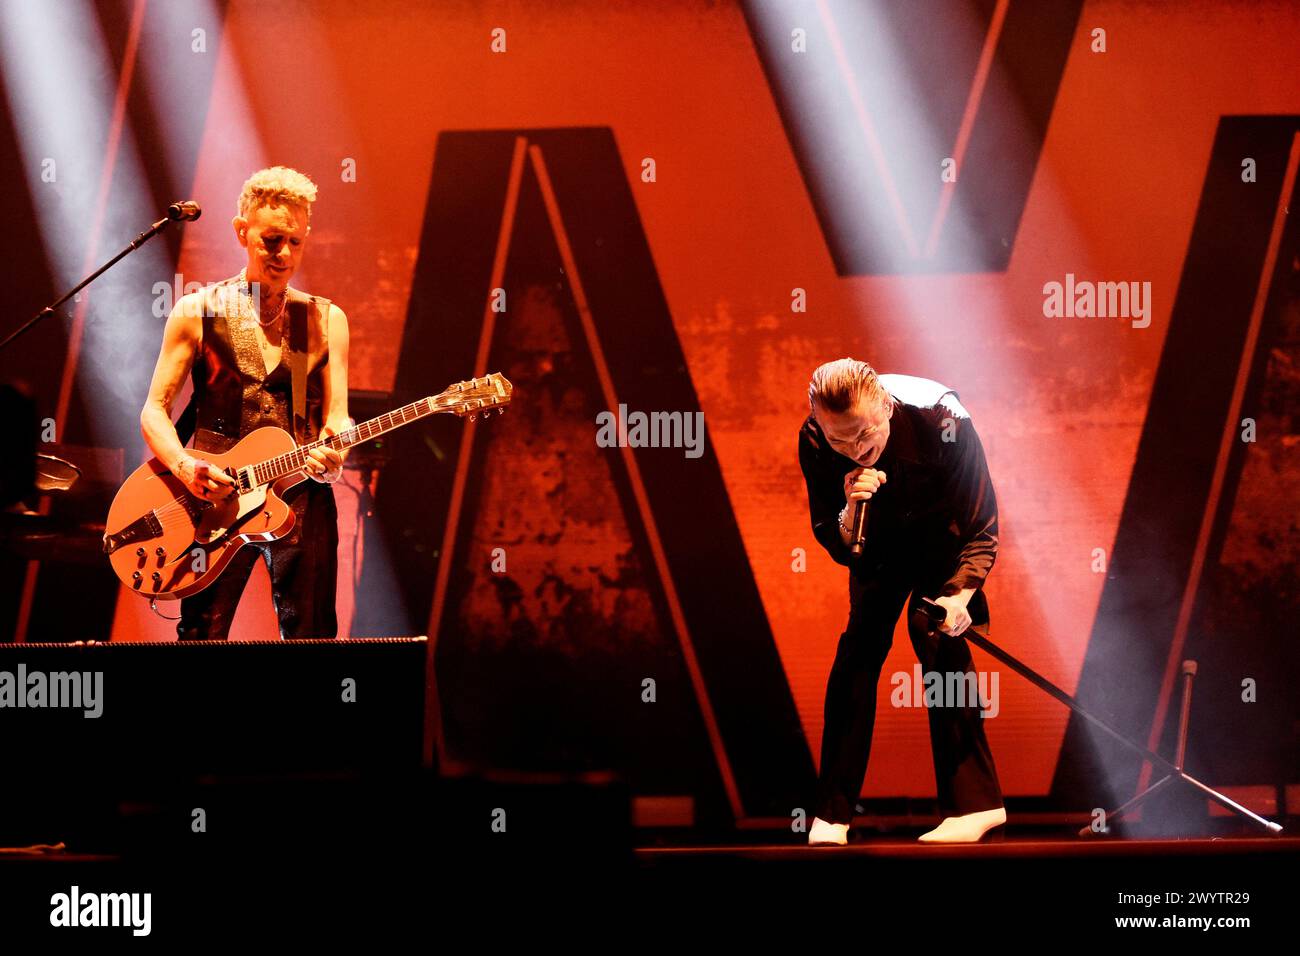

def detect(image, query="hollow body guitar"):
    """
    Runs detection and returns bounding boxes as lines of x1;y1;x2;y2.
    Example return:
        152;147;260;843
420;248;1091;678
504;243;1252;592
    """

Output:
104;373;511;601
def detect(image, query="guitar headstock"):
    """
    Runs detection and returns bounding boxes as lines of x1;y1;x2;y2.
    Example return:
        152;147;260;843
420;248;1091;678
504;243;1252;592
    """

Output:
432;372;513;419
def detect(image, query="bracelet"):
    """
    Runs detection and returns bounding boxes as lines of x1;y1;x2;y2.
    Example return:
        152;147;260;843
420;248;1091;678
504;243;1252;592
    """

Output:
838;505;852;535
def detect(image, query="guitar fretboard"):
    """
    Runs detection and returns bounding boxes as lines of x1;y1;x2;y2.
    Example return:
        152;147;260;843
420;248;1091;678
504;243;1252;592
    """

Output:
251;397;436;486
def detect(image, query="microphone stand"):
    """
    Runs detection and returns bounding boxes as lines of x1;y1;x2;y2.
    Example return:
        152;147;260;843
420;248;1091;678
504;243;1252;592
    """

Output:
1;209;191;353
914;597;1283;835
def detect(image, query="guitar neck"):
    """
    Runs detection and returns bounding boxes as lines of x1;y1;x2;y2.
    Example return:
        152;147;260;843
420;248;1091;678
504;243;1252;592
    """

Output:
255;397;438;484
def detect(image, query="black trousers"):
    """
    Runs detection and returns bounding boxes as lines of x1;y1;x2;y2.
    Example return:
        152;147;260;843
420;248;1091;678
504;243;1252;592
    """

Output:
814;561;1003;824
177;480;340;641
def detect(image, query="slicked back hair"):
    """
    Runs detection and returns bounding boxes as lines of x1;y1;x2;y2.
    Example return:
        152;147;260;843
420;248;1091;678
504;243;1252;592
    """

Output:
808;357;893;418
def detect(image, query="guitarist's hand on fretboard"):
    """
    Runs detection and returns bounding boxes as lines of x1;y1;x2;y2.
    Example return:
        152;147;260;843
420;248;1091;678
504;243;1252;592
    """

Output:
305;423;347;484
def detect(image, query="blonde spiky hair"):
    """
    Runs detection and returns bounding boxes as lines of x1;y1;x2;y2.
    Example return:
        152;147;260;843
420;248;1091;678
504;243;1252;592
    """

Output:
236;166;318;219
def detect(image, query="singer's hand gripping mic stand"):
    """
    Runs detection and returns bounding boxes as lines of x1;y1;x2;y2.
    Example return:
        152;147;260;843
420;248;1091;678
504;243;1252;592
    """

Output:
0;202;201;353
912;596;1282;835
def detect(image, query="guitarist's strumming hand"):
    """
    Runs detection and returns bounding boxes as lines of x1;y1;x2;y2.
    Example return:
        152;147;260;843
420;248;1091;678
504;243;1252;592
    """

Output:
306;421;349;484
176;455;237;501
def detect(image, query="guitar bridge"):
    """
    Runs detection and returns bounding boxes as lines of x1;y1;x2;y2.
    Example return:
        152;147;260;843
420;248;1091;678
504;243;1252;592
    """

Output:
102;511;164;554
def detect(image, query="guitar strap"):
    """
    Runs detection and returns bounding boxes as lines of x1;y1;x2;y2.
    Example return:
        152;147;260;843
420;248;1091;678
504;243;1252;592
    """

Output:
175;394;196;446
288;296;309;445
172;282;215;447
293;294;331;445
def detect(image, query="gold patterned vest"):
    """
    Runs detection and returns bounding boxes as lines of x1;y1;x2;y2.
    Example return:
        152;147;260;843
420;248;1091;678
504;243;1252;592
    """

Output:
190;276;331;455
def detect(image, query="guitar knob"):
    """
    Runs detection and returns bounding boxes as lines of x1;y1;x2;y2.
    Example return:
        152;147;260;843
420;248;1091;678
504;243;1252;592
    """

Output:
132;571;142;582
136;547;146;558
151;572;162;585
155;547;166;558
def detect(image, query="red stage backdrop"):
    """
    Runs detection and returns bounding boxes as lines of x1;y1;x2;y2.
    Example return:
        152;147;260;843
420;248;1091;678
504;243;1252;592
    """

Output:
1;0;1297;819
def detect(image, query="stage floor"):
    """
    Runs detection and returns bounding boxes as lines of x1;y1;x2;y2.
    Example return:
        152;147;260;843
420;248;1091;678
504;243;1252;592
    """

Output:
637;834;1300;861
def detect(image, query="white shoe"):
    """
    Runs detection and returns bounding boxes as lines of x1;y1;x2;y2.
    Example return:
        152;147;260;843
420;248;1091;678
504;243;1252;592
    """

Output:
808;817;849;845
917;807;1006;843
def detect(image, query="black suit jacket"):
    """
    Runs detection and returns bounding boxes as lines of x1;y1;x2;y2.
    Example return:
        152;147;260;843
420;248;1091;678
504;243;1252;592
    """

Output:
797;374;998;595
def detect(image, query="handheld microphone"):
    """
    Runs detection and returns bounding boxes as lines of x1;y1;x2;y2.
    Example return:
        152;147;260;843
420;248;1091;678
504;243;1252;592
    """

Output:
167;200;202;222
849;499;868;556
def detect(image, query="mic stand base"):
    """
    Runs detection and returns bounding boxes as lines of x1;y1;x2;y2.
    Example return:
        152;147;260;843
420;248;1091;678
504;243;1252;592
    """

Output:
914;597;1283;837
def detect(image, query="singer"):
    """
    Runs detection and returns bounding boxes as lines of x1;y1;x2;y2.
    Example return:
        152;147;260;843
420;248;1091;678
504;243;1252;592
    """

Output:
797;358;1005;844
139;166;350;640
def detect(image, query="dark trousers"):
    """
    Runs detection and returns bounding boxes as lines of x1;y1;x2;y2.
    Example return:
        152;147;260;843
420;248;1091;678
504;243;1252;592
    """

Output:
815;563;1003;824
178;480;340;641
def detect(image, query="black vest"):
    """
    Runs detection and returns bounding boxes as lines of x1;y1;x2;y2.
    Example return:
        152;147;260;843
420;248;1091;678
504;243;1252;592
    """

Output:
187;276;330;455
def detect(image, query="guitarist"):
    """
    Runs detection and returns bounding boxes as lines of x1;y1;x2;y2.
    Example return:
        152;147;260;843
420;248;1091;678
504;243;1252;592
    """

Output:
138;166;350;640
